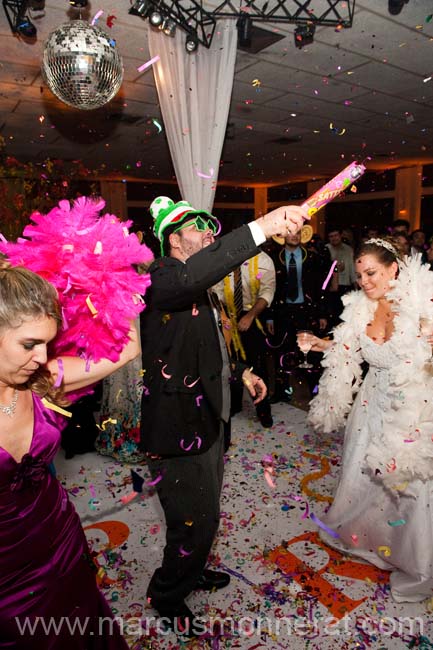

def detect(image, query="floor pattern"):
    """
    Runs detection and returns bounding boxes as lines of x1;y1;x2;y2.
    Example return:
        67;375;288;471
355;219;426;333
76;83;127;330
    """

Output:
55;402;433;649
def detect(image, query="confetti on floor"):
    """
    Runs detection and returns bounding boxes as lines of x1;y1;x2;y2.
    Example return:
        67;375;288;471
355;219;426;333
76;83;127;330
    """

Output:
55;401;433;649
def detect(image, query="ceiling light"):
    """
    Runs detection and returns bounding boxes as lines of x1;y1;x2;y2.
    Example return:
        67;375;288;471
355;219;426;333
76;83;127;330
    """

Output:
149;9;163;27
388;0;409;15
237;14;252;48
294;23;315;49
129;0;150;17
15;14;36;37
185;32;198;53
161;17;176;36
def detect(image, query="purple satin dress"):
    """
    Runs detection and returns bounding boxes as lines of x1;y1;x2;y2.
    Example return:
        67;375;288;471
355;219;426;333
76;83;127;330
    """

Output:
0;394;128;649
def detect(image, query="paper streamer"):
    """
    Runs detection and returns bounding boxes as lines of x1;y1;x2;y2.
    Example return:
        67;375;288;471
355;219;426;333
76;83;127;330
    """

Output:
91;9;103;25
137;55;160;73
310;512;340;538
121;491;138;505
300;452;333;503
322;260;338;291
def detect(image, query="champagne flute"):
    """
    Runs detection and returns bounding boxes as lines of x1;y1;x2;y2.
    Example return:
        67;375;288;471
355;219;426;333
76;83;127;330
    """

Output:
297;330;314;368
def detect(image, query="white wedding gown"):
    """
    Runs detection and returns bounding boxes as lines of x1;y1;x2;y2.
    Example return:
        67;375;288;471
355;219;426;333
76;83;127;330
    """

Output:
320;332;433;602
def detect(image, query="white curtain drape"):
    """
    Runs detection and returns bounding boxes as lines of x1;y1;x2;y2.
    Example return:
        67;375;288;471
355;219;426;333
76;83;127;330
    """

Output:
147;19;237;212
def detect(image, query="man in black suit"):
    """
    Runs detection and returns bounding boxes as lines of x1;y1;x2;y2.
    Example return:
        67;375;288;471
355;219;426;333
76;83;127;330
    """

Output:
268;230;331;400
139;196;306;637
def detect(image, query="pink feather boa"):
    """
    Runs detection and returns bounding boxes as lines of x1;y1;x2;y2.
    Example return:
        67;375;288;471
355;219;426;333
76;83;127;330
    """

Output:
0;196;153;365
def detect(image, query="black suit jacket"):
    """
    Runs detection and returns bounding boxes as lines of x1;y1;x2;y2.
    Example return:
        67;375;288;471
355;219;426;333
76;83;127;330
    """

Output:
139;225;261;456
269;245;331;318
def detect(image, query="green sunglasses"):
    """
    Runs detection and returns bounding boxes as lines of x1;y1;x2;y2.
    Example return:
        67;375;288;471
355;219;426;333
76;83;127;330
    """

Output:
173;215;218;235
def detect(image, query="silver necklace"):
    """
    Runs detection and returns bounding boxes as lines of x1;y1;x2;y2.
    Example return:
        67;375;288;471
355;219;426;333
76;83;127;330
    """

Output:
0;389;18;417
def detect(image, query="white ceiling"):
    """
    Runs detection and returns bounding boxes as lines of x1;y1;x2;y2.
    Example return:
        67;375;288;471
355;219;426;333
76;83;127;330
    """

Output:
0;0;432;185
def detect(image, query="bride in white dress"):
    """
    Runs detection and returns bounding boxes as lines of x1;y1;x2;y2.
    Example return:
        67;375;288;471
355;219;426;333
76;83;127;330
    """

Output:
306;237;433;603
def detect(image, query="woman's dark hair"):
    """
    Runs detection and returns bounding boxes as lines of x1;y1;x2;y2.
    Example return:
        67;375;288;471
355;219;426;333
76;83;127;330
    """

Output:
354;236;402;267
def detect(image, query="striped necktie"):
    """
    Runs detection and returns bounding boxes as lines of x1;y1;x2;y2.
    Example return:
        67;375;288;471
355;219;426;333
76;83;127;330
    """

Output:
233;266;243;317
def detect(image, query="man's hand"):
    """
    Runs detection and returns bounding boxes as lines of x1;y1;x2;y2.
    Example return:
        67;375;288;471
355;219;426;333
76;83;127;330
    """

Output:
238;312;254;332
242;368;267;404
256;205;308;240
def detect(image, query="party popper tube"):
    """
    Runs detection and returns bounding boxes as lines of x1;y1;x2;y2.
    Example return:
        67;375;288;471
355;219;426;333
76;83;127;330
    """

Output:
301;161;366;218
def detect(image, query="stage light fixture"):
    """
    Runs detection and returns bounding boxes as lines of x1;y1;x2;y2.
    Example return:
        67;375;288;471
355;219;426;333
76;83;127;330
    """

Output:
388;0;409;15
129;0;150;17
69;0;88;7
2;1;38;38
161;17;176;36
124;0;355;52
15;13;36;37
149;8;163;27
294;23;315;49
185;31;198;53
237;13;252;48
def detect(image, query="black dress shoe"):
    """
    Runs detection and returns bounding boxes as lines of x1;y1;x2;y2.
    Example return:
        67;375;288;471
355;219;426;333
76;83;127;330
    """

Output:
155;602;201;638
259;414;273;428
195;569;230;591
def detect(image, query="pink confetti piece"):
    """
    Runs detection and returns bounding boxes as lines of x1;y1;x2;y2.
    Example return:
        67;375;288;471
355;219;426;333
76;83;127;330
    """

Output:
53;358;64;388
91;9;103;25
322;260;338;290
0;233;8;243
121;491;138;505
192;304;199;316
183;375;201;388
147;473;163;486
195;394;203;407
214;219;222;236
180;435;202;451
310;512;339;538
179;546;193;556
195;167;215;179
264;469;276;489
265;333;288;349
89;484;96;498
161;364;172;379
137;55;160;73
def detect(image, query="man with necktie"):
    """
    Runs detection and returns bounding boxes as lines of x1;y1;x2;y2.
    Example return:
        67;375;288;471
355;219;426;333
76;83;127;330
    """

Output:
268;230;331;401
213;250;276;428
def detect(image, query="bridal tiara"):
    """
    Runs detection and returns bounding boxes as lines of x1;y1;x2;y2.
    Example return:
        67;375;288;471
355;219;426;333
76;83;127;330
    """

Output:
364;238;398;256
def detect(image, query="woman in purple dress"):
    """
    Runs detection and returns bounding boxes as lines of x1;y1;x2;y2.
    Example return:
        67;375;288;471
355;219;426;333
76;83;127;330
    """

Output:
0;264;139;648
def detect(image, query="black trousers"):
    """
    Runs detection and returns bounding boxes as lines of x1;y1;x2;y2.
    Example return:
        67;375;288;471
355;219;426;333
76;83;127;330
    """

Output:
271;302;324;397
146;432;224;612
230;316;272;420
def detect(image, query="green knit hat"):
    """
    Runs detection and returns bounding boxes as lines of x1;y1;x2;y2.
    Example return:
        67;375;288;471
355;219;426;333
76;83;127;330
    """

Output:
150;196;217;255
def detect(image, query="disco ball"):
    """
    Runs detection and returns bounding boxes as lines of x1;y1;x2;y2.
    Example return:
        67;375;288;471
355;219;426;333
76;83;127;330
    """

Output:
42;20;124;111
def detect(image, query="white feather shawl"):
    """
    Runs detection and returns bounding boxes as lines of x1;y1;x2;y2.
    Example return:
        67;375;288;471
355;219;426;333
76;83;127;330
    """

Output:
308;254;433;489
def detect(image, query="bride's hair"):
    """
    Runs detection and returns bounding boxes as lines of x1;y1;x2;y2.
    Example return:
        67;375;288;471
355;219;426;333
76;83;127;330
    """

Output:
0;262;68;405
355;236;403;266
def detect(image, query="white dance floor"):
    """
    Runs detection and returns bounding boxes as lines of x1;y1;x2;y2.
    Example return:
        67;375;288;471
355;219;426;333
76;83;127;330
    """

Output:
55;401;433;649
